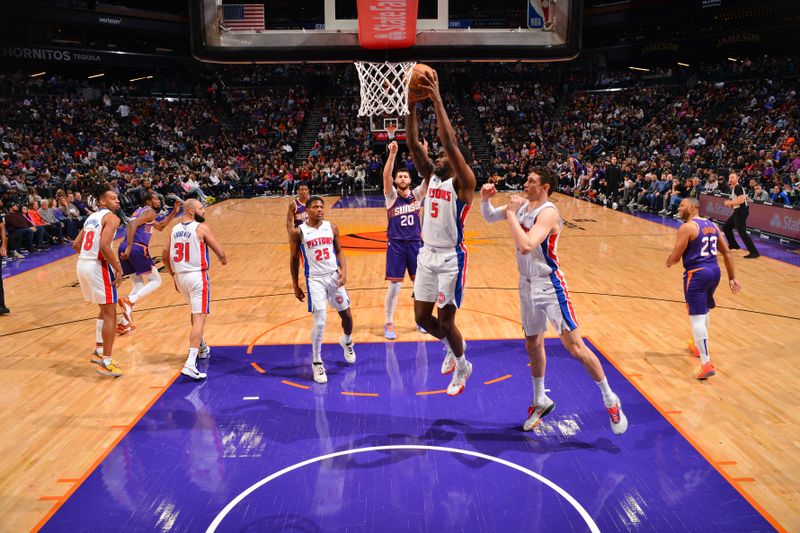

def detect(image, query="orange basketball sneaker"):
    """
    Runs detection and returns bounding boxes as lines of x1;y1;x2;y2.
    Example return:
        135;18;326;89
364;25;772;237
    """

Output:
695;362;716;380
687;339;700;357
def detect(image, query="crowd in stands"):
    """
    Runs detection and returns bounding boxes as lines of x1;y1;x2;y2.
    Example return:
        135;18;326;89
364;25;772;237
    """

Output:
3;55;800;263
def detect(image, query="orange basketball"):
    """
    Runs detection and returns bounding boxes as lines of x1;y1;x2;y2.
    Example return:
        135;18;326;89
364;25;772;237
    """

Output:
408;63;436;102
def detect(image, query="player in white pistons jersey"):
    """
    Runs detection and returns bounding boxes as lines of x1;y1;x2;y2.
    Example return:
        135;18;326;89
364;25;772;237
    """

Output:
73;189;124;377
290;196;355;384
405;67;476;397
480;168;627;435
163;199;227;381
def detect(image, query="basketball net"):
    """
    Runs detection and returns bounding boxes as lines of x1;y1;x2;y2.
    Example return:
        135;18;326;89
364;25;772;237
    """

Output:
354;61;416;117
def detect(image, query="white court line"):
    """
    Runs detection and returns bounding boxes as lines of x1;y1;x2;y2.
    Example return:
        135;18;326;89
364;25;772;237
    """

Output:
242;396;259;400
545;388;551;392
206;444;600;533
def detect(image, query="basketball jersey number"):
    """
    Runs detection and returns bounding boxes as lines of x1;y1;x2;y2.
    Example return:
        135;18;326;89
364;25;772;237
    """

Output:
173;242;190;262
82;231;95;251
314;248;331;261
430;201;439;218
700;235;718;257
400;214;415;227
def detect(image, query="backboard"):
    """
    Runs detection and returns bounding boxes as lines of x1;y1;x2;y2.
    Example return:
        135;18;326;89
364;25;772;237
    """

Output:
190;0;581;63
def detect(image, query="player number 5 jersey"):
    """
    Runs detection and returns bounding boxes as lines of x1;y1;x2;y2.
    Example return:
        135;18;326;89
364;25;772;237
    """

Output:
421;175;470;248
170;221;210;273
79;209;111;261
300;221;338;277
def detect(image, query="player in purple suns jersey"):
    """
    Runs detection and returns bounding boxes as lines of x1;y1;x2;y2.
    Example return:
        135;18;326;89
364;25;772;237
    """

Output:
286;182;310;235
666;198;741;379
406;67;477;397
382;140;424;340
117;192;180;335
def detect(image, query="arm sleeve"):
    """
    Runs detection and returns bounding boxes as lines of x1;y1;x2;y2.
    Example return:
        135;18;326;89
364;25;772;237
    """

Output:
480;200;506;223
384;188;397;209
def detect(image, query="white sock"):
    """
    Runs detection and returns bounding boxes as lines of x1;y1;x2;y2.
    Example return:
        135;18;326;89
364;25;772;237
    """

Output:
441;336;453;352
342;333;353;345
455;351;468;371
95;319;104;346
690;314;711;365
186;347;199;368
200;339;207;351
103;357;111;366
312;309;326;364
130;269;161;304
384;281;401;324
533;376;546;405
596;378;615;405
129;276;145;303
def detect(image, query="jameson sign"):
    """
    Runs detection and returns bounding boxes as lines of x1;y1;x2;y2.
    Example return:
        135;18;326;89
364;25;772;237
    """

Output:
700;194;800;241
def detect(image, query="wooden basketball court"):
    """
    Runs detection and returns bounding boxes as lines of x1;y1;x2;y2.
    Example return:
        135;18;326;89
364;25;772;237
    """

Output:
1;193;797;531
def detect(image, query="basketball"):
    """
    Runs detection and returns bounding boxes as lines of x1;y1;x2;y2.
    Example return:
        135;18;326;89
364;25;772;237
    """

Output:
408;63;436;102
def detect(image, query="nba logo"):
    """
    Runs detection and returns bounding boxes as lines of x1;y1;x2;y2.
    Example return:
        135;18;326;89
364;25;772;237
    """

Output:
528;0;554;31
437;292;445;304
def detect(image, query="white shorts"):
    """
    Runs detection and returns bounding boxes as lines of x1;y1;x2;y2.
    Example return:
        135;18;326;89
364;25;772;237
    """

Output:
413;244;468;308
306;272;350;312
519;275;579;336
76;258;117;305
175;271;211;314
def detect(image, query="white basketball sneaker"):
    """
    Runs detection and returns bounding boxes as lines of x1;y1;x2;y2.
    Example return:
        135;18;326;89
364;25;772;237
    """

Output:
313;362;328;384
339;336;356;364
181;365;207;381
446;359;472;396
523;396;556;431
440;340;466;375
605;393;628;435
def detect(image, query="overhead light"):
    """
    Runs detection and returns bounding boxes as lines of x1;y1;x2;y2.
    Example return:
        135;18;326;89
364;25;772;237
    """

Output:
629;66;650;72
727;57;738;62
129;75;154;82
87;73;105;79
677;62;690;67
30;71;46;78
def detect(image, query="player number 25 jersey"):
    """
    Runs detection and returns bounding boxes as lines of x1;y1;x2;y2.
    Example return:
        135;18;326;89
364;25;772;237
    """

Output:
79;209;111;261
421;176;470;248
300;221;338;277
170;221;210;273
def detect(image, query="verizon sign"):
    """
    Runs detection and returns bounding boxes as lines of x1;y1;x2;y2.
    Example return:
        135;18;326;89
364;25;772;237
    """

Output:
700;194;800;240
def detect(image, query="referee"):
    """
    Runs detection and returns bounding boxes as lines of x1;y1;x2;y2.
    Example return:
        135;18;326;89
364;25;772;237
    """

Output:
722;172;760;259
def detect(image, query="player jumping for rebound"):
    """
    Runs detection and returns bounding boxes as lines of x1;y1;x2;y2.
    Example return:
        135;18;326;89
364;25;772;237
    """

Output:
481;171;628;434
406;68;475;396
117;192;180;335
382;141;425;340
665;198;741;379
290;196;356;384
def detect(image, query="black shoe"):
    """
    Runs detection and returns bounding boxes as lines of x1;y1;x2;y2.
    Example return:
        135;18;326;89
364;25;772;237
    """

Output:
0;307;10;315
743;253;760;259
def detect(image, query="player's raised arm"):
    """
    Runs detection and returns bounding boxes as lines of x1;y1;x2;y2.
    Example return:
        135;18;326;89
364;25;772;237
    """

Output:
331;223;346;287
504;195;557;254
479;183;507;222
289;227;304;301
153;203;180;232
405;104;435;182
417;70;476;203
665;223;694;268
383;141;399;197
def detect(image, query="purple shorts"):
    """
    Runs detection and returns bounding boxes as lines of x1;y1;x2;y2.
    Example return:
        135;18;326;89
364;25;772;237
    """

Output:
386;240;422;281
119;242;155;276
683;266;720;315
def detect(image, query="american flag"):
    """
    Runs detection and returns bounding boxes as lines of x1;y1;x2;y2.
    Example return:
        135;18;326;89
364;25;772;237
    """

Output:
222;4;265;32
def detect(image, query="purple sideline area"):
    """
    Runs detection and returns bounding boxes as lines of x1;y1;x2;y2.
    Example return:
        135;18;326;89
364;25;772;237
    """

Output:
332;195;388;208
41;339;776;532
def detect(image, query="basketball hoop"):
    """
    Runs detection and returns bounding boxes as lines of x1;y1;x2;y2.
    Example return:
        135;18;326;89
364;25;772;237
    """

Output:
385;122;397;140
354;61;416;117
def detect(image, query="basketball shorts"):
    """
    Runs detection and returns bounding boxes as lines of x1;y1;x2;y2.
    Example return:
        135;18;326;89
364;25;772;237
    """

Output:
306;272;351;313
386;239;422;281
119;242;155;276
519;275;578;336
413;244;468;309
76;258;117;305
175;270;211;314
683;266;720;315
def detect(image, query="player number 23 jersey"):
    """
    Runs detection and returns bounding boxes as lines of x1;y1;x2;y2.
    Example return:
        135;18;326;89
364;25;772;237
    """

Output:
300;221;338;277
